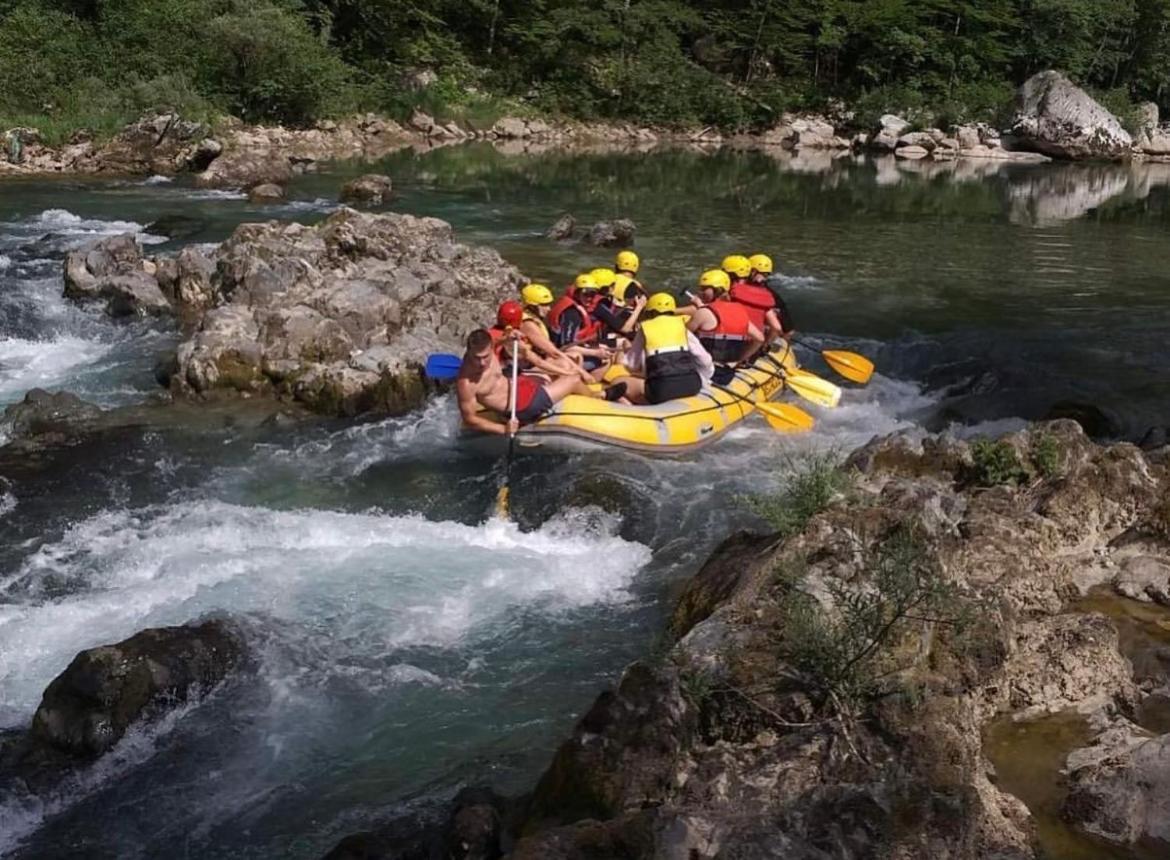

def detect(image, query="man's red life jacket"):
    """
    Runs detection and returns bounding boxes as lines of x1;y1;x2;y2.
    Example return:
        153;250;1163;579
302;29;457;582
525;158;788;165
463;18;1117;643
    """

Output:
729;282;776;331
548;288;600;346
697;298;751;364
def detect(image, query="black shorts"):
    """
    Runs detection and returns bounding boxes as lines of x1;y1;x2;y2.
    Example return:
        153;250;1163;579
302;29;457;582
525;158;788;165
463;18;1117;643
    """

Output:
516;385;554;424
646;372;702;404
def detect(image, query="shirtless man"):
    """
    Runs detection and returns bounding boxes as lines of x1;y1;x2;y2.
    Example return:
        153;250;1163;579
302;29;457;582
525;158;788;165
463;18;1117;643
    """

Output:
457;329;605;434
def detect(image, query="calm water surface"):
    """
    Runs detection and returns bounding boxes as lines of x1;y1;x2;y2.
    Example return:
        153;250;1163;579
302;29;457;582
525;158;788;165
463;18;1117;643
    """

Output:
1;145;1169;858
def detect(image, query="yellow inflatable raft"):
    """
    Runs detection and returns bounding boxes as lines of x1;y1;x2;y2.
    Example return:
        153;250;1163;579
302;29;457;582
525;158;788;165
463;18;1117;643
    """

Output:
513;341;800;454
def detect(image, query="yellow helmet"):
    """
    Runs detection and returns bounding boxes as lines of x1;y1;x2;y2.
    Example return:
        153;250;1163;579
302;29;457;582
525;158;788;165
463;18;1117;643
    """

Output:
588;268;617;288
749;253;773;275
521;283;554;306
573;273;599;292
647;292;676;313
612;273;635;302
615;250;639;273
698;269;731;291
721;254;751;279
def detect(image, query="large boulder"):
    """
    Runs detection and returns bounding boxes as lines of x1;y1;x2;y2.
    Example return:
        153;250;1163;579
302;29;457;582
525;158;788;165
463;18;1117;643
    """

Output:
30;620;245;758
585;219;636;247
172;208;525;416
155;245;219;318
91;112;210;175
0;389;102;449
1063;720;1170;846
340;174;394;205
545;213;576;241
63;233;171;317
194;147;294;189
1005;70;1133;160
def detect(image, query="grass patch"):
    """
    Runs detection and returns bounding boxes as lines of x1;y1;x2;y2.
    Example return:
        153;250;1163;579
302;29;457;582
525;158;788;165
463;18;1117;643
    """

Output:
741;453;852;538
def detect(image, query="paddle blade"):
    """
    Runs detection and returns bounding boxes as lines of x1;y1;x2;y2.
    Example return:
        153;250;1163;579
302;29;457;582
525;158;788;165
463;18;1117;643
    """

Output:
785;368;842;409
494;484;510;519
823;349;874;385
424;353;462;381
757;401;815;433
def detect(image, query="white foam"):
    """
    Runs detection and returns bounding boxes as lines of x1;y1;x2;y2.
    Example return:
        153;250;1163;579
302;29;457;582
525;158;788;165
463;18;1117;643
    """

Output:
142;175;174;186
182;189;247;201
0;253;11;270
24;209;166;245
0;501;650;727
0;335;113;405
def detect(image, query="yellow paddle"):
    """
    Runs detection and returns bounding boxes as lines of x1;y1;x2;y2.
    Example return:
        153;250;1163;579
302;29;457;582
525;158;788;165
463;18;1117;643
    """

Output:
782;366;842;409
793;337;874;385
713;380;815;433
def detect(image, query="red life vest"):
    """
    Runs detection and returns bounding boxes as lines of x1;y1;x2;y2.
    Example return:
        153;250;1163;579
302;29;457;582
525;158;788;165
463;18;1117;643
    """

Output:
729;282;775;331
488;326;526;365
547;289;600;346
698;299;751;364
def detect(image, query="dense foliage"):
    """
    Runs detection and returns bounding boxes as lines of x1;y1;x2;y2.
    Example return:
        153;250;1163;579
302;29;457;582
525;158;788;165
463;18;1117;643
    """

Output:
5;0;1170;136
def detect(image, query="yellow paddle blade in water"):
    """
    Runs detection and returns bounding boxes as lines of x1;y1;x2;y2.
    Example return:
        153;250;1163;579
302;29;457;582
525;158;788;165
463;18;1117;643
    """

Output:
784;368;842;409
822;349;875;385
757;401;815;433
494;484;510;519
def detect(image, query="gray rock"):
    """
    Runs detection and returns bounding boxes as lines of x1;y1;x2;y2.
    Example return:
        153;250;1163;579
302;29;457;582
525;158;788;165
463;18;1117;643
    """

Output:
63;234;173;317
585;218;636;247
545;213;576;241
1;389;101;445
409;110;436;134
194;148;294;189
493;117;529;139
247;182;285;203
895;145;929;160
171;208;524;416
92;111;209;175
30;619;245;758
1005;70;1133;160
340;174;394;205
1064;722;1170;846
1113;555;1170;605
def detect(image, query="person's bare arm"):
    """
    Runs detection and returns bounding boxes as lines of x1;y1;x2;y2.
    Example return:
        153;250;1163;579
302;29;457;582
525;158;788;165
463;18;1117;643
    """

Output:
619;296;648;334
457;378;511;435
764;309;784;342
686;307;714;333
737;320;766;364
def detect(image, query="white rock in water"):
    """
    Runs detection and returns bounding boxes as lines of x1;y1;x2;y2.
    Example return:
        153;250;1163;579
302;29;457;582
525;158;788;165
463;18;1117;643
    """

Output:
1005;70;1132;159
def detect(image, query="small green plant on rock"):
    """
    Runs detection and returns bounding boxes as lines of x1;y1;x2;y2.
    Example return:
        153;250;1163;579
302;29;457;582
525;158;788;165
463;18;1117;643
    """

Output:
1030;433;1062;478
742;453;852;538
968;439;1030;487
774;527;973;714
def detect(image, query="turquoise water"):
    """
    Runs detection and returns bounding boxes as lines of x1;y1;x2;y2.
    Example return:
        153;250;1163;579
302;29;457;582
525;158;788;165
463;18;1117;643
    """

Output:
1;145;1169;857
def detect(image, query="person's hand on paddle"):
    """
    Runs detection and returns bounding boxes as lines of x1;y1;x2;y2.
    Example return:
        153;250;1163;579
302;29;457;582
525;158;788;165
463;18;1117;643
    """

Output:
506;417;519;436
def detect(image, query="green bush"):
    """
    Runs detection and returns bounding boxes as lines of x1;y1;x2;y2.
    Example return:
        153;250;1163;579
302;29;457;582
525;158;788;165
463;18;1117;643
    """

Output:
743;454;852;538
776;527;972;710
968;439;1030;487
0;5;93;113
1030;433;1062;478
203;5;356;124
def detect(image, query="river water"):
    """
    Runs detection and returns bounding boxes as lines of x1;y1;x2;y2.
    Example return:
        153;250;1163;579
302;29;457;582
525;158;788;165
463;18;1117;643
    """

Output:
1;146;1169;858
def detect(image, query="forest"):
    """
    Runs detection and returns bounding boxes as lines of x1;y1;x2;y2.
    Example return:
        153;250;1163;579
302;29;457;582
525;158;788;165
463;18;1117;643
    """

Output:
3;0;1170;139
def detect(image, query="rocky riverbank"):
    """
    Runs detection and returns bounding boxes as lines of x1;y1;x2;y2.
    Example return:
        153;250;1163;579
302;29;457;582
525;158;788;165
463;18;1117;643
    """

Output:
7;70;1170;189
320;421;1170;858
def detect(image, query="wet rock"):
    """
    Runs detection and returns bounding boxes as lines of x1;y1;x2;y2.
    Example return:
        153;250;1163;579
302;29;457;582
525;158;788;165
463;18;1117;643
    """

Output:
1139;426;1168;450
247;182;285;203
322;786;507;860
1;389;102;447
1005;70;1133;160
545;213;576;241
670;531;777;638
91;111;209;175
194;147;294;189
340;174;394;206
1113;555;1170;605
584;219;636;247
1064;720;1170;846
30;619;245;758
171;208;523;416
146;213;209;241
63;233;172;317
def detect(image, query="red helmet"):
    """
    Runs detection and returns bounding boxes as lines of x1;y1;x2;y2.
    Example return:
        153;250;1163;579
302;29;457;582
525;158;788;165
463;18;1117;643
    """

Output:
496;300;524;329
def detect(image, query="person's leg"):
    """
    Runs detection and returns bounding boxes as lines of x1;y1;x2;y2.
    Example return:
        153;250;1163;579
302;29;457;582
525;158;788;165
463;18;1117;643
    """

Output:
621;376;647;404
546;373;595;403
